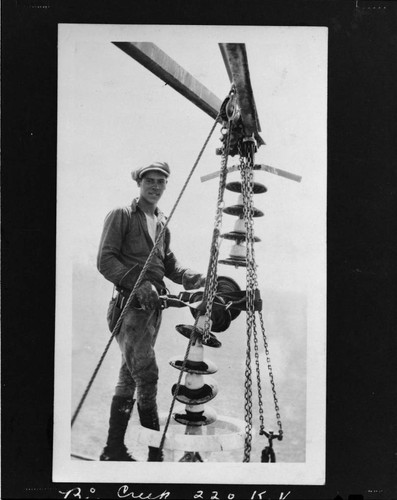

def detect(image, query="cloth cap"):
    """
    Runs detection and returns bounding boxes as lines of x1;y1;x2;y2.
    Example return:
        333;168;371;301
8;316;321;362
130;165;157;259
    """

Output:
131;162;170;181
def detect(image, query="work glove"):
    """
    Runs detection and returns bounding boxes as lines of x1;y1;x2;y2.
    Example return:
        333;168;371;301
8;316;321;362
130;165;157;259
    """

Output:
135;281;160;310
182;270;206;290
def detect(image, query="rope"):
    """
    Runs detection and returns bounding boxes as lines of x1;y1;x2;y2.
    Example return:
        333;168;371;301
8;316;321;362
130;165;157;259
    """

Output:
71;112;221;428
71;330;118;427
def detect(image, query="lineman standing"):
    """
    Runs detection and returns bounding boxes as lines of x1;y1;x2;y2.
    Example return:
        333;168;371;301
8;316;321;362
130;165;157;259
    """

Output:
97;162;205;461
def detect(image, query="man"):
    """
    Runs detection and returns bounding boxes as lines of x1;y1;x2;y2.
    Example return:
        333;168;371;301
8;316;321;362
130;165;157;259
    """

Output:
97;161;205;462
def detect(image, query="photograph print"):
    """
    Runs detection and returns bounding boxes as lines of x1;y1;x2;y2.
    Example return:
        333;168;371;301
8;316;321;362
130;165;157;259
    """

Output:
54;23;327;486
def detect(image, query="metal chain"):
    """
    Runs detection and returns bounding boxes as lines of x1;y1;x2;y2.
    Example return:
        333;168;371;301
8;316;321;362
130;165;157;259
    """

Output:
71;112;221;428
240;144;256;462
246;150;283;437
201;156;227;342
202;89;235;342
243;138;283;446
239;141;284;452
258;309;283;436
241;151;266;435
252;316;265;433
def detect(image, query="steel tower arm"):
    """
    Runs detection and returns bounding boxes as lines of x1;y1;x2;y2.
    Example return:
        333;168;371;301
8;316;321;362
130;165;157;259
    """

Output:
219;43;265;147
112;42;223;120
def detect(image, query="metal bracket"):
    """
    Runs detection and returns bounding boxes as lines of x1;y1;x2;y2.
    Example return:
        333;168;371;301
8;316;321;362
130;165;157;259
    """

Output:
260;429;283;442
201;163;302;183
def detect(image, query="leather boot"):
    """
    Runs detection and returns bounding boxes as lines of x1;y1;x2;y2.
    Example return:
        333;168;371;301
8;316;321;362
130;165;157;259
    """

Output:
99;395;136;461
138;404;164;462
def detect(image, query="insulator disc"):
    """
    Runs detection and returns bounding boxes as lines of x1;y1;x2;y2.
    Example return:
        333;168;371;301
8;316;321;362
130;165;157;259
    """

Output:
223;205;264;217
186;293;232;333
226;181;267;194
175;324;222;347
169;356;218;375
219;257;247;268
216;275;240;294
171;379;218;405
221;231;261;242
173;406;217;427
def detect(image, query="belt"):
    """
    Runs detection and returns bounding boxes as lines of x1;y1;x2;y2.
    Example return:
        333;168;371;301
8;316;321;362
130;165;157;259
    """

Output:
117;285;167;296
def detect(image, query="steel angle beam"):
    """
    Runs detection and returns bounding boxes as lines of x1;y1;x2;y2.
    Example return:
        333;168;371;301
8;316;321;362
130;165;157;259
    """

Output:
200;164;302;183
113;42;222;119
219;43;264;146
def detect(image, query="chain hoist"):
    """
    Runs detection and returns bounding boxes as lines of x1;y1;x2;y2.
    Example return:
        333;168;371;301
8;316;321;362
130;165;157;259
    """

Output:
237;136;283;462
239;139;257;462
159;88;237;454
202;88;236;344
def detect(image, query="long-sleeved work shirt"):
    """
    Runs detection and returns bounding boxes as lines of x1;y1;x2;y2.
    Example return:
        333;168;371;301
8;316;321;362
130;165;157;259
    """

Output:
97;198;188;292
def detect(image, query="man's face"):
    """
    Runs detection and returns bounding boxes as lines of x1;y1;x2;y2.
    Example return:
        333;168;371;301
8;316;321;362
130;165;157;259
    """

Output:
138;171;167;206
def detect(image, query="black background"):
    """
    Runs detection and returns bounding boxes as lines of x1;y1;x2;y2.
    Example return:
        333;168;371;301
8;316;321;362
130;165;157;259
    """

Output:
2;1;396;499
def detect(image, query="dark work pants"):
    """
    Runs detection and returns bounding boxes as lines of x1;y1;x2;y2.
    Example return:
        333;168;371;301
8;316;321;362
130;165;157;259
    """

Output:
113;306;162;412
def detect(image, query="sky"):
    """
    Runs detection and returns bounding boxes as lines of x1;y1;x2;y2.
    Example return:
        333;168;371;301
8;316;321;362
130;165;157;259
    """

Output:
58;24;327;296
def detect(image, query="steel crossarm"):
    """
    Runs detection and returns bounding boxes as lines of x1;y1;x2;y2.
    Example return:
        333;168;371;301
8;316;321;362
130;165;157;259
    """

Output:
112;42;223;119
219;43;265;147
200;164;302;183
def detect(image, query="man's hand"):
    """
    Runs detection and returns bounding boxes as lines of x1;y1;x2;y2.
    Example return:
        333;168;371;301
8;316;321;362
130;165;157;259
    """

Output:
182;270;206;290
135;281;160;310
